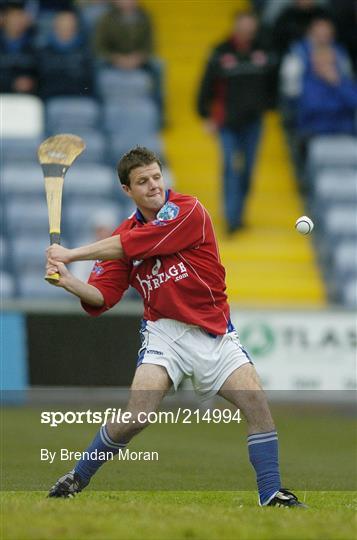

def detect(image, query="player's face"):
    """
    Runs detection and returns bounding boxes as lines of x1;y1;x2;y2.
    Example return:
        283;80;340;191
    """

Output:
123;162;166;219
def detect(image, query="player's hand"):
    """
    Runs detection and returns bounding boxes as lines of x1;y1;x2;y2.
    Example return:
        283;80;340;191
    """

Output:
46;244;72;264
45;261;72;288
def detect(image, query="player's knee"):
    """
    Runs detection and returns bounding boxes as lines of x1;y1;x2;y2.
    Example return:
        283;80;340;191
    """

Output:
106;413;150;442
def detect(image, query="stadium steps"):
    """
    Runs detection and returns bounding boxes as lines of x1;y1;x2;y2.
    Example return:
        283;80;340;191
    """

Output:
142;0;326;306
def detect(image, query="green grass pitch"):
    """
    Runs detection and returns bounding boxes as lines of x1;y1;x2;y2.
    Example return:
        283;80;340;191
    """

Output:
1;403;356;539
2;491;356;540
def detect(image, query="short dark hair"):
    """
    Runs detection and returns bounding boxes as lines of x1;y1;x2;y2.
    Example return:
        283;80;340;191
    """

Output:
117;146;162;186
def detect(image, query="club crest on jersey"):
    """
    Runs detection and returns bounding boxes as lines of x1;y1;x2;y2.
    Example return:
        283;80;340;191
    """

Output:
91;261;104;275
155;202;179;222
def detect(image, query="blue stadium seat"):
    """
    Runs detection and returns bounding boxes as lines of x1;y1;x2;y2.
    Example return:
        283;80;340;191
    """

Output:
46;97;100;133
332;241;357;278
5;198;49;234
308;136;357;172
103;100;159;135
17;271;70;298
74;131;106;163
1;137;42;164
322;204;357;239
65;200;124;238
109;133;163;165
97;68;152;102
11;235;60;273
0;271;16;298
1;164;43;196
341;278;357;308
64;164;114;197
314;169;357;204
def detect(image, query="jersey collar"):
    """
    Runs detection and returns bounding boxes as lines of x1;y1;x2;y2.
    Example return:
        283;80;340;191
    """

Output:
134;189;171;223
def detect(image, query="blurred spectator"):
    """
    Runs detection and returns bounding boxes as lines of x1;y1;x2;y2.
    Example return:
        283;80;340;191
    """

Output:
70;210;119;282
327;0;357;71
37;9;93;99
94;0;153;70
273;0;331;56
281;18;354;133
93;0;163;119
197;11;276;234
297;45;357;137
0;2;37;93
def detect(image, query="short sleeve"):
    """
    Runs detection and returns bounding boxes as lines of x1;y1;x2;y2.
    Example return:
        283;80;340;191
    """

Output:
81;258;130;316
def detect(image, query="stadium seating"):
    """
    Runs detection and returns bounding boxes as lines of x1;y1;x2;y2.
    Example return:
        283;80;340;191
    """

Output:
109;133;164;165
308;135;357;306
46;97;100;134
103;100;159;136
1;94;44;138
1;95;44;164
0;271;16;298
1;138;43;164
64;164;115;198
1;164;43;196
342;279;357;308
11;235;53;273
5;199;49;235
322;205;357;239
314;169;357;204
1;58;168;298
65;200;124;239
74;131;106;164
308;135;357;171
332;241;357;279
17;272;70;298
97;68;153;102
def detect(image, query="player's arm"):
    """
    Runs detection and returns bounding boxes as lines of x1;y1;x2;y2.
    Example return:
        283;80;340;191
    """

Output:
46;257;130;316
47;235;124;265
46;261;104;306
47;199;206;264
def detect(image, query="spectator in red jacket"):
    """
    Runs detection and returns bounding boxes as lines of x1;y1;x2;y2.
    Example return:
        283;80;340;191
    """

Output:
197;10;276;234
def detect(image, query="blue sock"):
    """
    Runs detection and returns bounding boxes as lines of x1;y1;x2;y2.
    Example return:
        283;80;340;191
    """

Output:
74;425;126;484
248;430;281;505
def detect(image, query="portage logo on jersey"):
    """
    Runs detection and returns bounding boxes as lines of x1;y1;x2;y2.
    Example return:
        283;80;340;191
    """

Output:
135;258;188;299
155;202;180;223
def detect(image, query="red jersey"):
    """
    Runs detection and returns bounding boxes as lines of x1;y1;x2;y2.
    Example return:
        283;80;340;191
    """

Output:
82;190;231;335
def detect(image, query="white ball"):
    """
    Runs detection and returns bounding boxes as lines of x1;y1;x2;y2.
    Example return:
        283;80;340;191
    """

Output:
295;216;314;235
